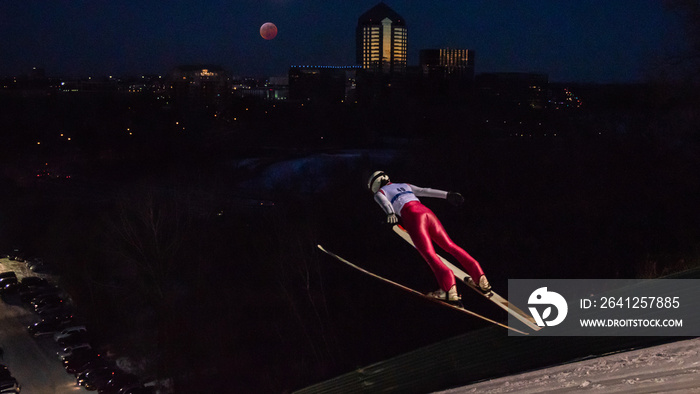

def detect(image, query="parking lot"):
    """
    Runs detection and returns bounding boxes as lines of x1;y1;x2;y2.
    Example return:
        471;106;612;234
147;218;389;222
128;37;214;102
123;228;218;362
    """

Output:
0;256;81;393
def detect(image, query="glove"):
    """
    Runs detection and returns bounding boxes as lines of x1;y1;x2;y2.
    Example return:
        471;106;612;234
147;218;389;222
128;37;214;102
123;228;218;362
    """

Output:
447;191;464;207
386;213;399;224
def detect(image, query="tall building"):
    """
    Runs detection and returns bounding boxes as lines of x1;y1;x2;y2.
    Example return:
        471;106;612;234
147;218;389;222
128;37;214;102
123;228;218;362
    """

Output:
356;2;407;73
419;48;475;80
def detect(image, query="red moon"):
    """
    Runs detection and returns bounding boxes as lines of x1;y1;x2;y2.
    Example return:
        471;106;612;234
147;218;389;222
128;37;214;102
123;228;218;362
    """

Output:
260;22;278;40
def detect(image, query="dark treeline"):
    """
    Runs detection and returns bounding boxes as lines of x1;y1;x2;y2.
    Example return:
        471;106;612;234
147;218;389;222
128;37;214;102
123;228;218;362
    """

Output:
0;80;699;392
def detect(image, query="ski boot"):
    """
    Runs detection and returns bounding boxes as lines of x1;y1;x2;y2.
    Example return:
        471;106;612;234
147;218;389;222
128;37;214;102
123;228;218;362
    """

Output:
468;275;492;294
427;285;462;306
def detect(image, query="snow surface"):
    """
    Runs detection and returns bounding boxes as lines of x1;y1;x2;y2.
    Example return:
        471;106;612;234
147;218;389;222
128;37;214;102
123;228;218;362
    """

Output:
437;337;700;393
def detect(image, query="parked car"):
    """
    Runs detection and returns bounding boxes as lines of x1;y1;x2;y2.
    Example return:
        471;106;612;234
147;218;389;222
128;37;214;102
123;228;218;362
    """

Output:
57;343;92;359
56;330;89;347
0;368;19;394
62;348;99;363
54;325;87;342
31;293;63;308
0;281;21;296
27;321;55;337
37;304;73;318
119;387;154;394
98;373;139;394
28;291;57;303
77;367;116;388
20;285;59;303
0;273;18;297
0;378;20;394
35;300;66;314
63;352;103;375
27;315;74;337
66;358;105;376
27;259;56;274
19;276;49;288
87;370;124;391
7;249;24;261
0;277;17;289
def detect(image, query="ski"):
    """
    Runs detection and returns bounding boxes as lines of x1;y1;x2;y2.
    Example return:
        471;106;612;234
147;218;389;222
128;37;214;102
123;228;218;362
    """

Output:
317;244;529;335
392;225;541;331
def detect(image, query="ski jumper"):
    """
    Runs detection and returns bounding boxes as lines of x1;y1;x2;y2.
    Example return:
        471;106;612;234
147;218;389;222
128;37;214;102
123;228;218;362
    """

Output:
374;183;485;292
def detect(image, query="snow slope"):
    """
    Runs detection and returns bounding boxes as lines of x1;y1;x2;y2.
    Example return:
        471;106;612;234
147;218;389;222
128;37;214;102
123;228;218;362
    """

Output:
438;337;700;393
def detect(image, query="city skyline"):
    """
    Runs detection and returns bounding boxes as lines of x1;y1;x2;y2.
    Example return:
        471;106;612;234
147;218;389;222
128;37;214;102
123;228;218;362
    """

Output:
0;1;688;83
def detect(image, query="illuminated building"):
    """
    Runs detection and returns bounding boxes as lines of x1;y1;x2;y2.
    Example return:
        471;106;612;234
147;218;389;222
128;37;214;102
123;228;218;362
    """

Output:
419;48;475;80
414;49;475;102
168;65;229;104
356;3;407;74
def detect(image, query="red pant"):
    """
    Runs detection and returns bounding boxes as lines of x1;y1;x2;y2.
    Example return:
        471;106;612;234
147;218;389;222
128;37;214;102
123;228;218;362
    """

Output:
401;201;484;291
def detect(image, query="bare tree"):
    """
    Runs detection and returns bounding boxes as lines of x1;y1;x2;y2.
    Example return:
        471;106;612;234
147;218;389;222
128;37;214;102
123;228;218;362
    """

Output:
109;185;192;302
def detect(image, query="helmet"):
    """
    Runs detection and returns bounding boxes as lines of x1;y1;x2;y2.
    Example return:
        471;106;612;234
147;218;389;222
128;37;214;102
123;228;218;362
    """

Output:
368;171;390;193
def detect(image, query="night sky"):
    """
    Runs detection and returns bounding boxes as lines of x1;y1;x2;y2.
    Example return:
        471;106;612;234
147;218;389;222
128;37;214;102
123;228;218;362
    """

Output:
0;1;687;82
